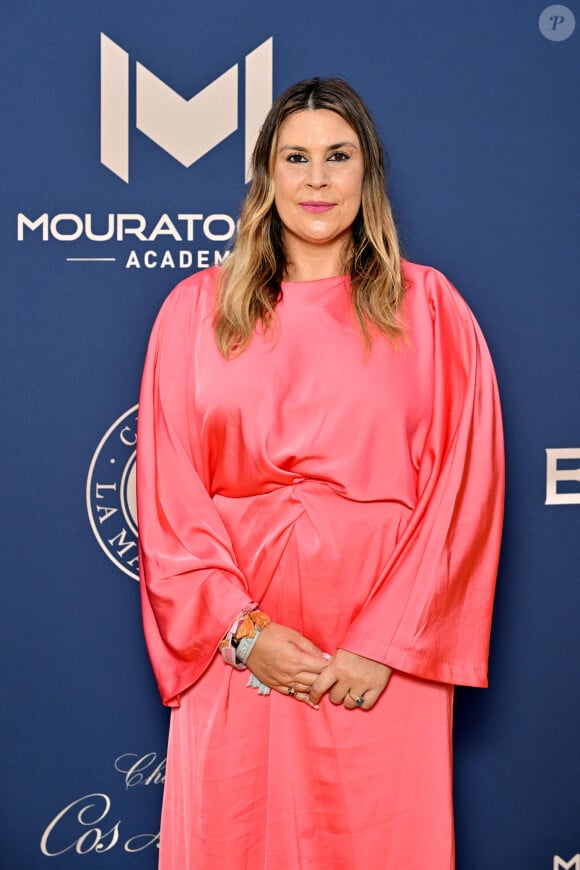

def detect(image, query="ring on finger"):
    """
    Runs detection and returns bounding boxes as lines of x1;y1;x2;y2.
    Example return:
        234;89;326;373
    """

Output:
287;686;297;697
348;689;365;707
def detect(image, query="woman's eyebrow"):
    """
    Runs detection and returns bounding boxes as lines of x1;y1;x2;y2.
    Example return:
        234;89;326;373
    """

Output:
278;141;358;153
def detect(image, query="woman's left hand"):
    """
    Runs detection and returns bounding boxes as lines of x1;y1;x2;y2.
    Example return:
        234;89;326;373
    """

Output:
308;648;392;710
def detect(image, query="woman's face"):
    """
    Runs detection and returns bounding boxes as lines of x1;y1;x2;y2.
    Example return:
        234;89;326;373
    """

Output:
273;109;364;256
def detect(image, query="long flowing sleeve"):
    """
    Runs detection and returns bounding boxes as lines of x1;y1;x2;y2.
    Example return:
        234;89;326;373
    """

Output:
340;268;504;687
137;276;254;706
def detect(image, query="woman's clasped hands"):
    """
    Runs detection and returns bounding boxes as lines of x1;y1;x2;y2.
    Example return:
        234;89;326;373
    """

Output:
246;622;392;711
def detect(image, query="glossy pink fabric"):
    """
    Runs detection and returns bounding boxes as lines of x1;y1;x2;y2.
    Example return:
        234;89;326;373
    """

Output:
137;261;504;869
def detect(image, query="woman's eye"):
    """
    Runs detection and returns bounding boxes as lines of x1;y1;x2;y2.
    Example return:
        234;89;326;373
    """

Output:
286;153;307;163
328;151;350;162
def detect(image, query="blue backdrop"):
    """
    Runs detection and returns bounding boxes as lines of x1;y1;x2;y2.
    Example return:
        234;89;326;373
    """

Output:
2;2;579;867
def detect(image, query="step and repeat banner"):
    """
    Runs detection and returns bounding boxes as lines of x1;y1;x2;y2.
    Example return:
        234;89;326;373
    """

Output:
2;2;579;868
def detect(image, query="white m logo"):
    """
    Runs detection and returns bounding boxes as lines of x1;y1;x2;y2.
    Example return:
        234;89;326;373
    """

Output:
554;856;580;870
100;33;273;183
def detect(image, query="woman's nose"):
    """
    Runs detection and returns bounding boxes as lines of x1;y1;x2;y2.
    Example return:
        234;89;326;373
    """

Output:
305;159;329;188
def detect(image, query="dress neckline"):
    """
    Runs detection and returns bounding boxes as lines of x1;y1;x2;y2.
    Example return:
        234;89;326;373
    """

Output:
281;274;349;290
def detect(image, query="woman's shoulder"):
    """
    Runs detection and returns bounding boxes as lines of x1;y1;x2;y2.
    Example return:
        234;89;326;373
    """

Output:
401;259;474;327
153;265;221;327
162;265;221;309
402;259;458;296
147;266;222;349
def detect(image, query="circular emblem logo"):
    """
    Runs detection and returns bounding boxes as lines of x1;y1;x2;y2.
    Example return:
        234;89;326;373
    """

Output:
87;405;139;581
539;5;576;41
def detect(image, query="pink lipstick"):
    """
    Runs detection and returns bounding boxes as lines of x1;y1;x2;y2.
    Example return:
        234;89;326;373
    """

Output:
299;202;335;213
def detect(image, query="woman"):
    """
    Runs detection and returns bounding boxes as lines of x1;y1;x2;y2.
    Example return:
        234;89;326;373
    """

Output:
137;77;504;869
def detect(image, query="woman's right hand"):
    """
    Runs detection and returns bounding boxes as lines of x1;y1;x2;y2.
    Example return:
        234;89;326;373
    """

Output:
245;623;329;709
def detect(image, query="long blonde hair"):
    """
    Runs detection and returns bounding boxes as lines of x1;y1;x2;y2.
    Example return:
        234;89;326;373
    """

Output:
215;77;406;357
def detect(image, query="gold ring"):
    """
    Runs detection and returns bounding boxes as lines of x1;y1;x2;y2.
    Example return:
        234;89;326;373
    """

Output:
287;687;297;697
348;690;365;707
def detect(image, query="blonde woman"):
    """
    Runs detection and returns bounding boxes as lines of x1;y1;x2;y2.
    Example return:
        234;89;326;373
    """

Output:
137;77;504;870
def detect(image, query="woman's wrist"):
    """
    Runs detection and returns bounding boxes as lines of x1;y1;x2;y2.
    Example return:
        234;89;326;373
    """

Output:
219;607;270;669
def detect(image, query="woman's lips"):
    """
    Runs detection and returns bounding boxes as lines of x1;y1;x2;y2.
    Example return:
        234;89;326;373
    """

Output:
298;202;336;213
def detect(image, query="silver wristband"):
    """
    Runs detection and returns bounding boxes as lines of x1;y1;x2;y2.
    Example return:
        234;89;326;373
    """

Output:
235;628;262;665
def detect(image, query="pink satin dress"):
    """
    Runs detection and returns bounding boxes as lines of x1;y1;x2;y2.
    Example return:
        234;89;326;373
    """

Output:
137;261;504;869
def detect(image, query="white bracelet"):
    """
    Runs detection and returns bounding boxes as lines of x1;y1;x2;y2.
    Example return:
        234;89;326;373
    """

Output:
235;629;262;665
238;629;271;694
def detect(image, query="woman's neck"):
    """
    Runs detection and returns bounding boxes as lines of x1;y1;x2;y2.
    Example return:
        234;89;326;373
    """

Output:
283;235;350;282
